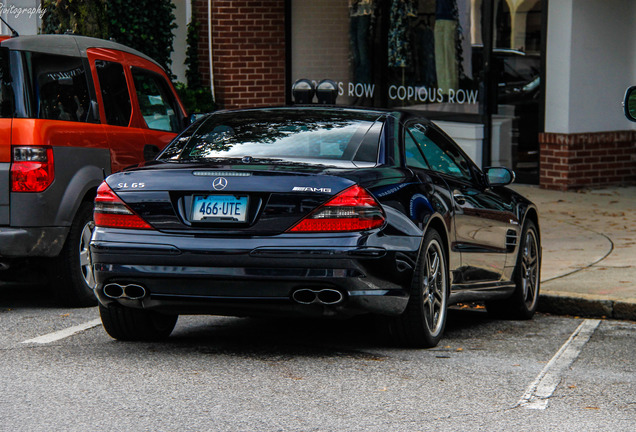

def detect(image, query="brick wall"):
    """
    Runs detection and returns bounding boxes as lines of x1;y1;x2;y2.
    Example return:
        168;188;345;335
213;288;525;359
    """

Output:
193;0;286;109
540;131;636;190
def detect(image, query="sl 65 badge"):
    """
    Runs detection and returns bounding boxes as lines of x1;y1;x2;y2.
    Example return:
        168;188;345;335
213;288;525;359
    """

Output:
116;182;145;189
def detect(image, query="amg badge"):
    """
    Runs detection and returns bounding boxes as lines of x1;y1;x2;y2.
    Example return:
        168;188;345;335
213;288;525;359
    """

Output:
292;187;332;193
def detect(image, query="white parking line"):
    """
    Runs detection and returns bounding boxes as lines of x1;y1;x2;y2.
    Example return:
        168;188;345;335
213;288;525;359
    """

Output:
517;318;601;410
21;318;102;345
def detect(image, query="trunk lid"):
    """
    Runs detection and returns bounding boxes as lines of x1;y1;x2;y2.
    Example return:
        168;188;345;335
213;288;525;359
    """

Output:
106;162;361;235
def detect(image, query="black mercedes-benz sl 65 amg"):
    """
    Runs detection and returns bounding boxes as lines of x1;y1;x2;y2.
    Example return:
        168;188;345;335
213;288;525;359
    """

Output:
90;107;541;347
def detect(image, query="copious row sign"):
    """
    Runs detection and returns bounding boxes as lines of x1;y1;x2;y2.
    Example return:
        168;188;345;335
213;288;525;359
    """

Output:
305;80;479;105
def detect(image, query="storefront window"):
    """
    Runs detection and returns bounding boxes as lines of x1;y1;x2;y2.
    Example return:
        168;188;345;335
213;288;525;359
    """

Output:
291;0;481;113
291;0;543;182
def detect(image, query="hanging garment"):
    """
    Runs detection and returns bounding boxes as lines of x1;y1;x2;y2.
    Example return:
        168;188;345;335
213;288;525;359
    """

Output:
434;19;458;92
388;0;416;68
350;14;372;83
349;0;374;17
457;0;471;79
415;24;437;88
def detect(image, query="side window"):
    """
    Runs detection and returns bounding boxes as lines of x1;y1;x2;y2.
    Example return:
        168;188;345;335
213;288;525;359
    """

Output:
95;60;131;127
131;67;180;133
0;48;13;118
408;123;472;181
404;128;429;169
25;52;93;123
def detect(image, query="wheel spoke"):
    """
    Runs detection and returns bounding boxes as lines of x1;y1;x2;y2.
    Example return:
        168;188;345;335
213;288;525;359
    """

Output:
526;279;535;302
425;296;435;328
433;289;443;304
84;266;95;287
429;252;439;277
524;254;537;267
79;249;91;267
81;224;93;248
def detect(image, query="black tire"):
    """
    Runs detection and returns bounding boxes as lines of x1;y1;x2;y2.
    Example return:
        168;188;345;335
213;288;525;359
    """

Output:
486;219;541;319
49;202;97;307
99;302;178;341
389;229;449;348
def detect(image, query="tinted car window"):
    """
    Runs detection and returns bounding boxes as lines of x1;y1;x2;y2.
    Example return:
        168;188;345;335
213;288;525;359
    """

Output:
160;110;384;163
95;60;131;127
24;52;92;123
404;129;429;169
409;123;472;181
0;48;12;118
500;55;539;83
131;67;180;133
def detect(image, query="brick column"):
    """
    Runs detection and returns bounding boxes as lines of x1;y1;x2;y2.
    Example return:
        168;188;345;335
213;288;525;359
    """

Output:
193;0;286;109
540;131;636;190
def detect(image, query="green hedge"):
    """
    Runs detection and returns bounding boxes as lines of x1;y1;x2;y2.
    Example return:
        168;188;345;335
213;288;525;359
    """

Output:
41;0;215;113
41;0;176;72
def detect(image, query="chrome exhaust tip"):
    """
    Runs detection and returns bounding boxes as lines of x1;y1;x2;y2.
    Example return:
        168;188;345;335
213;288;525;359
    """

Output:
291;288;345;305
103;283;147;300
123;284;146;300
316;289;344;305
103;283;124;299
291;289;317;305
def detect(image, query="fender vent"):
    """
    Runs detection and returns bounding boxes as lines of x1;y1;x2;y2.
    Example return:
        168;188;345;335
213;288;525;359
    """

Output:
506;229;518;252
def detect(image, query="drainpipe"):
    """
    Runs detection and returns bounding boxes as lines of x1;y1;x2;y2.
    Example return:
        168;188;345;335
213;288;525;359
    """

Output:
208;0;215;101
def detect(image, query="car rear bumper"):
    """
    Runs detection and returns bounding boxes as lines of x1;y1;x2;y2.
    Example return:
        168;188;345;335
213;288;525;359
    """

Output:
90;228;420;317
0;226;68;258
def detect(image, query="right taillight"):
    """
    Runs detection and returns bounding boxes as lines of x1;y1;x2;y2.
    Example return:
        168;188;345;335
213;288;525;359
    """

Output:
287;185;386;232
10;146;55;192
94;182;153;229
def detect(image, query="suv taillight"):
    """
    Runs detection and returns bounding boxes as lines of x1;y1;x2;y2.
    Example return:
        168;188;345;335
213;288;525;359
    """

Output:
94;182;153;230
287;185;386;232
10;146;55;192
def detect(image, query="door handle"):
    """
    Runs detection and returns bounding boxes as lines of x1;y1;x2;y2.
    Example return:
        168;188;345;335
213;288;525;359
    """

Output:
452;190;466;205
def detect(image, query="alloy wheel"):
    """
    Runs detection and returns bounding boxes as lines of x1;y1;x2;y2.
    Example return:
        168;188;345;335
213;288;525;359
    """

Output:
423;239;447;336
521;228;539;308
79;220;96;289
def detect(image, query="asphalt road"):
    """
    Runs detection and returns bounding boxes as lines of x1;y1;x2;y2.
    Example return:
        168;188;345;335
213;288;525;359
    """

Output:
1;284;635;431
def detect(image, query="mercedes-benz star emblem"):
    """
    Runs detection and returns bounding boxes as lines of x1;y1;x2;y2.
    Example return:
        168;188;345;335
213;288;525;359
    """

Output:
212;177;228;191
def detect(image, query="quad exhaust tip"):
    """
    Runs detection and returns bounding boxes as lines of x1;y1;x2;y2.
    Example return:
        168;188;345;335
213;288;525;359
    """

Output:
291;288;344;305
103;283;147;300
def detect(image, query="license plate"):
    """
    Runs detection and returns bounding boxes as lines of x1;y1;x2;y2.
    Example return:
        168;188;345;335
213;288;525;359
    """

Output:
191;195;248;222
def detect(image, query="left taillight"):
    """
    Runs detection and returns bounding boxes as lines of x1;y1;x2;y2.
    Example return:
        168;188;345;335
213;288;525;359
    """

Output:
10;146;55;192
94;182;153;230
287;185;386;233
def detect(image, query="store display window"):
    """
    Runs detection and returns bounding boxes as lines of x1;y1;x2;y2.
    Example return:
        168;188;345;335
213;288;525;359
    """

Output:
291;0;482;113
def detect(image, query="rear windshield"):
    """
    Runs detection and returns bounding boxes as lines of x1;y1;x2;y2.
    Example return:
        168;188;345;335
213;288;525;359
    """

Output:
159;109;384;163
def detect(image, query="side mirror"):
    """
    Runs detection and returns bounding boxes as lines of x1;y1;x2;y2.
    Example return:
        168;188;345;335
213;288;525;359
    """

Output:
623;86;636;122
484;167;515;187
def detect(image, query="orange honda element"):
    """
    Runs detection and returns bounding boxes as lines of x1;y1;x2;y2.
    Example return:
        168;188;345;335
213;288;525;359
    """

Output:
0;35;187;306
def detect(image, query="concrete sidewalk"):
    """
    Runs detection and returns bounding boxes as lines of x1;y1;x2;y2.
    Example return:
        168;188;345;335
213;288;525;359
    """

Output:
510;184;636;321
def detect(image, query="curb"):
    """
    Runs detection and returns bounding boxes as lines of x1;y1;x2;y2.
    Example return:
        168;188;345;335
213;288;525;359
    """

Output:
539;293;636;321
